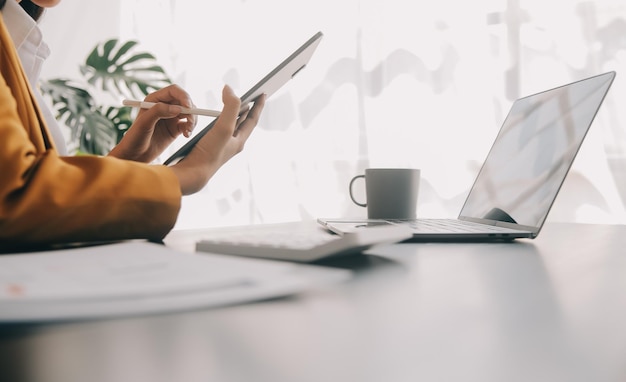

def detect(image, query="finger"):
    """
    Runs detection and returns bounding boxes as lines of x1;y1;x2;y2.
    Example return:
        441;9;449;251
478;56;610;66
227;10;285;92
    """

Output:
238;103;251;116
176;115;196;138
212;85;242;137
144;84;198;135
234;94;265;139
134;102;186;128
221;85;242;120
145;84;193;108
248;94;266;119
236;109;250;129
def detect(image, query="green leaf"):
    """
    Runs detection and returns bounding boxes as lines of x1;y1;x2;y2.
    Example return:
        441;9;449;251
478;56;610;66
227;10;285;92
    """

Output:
40;38;173;155
103;106;133;143
40;79;118;155
79;110;118;156
80;38;171;99
40;79;94;140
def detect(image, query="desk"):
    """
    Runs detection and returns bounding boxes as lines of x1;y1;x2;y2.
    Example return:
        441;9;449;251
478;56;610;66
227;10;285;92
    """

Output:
1;222;625;382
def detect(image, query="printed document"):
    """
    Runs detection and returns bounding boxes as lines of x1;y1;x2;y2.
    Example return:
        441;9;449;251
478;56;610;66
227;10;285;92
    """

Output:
0;241;349;322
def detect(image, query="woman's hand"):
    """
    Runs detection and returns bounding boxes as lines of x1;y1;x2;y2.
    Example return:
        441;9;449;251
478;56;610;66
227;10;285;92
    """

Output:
170;85;265;195
108;84;198;163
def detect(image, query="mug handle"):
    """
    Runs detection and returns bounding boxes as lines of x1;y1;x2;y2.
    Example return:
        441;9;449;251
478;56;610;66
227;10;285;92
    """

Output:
349;175;367;207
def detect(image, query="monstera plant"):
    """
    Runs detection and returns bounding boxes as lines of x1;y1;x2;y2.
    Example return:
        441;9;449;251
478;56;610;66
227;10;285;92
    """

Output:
40;39;171;155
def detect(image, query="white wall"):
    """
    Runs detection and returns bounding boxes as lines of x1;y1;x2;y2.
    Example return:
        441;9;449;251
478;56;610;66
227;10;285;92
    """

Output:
38;0;121;80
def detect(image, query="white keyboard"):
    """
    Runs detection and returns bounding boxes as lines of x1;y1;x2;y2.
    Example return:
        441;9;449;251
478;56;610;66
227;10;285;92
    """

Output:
196;223;413;262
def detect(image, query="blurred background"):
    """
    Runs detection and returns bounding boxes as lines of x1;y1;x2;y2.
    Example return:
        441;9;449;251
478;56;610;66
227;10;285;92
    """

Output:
37;0;626;229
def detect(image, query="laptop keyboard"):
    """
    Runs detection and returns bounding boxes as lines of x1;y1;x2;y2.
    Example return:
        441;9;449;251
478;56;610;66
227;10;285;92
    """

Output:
390;219;521;233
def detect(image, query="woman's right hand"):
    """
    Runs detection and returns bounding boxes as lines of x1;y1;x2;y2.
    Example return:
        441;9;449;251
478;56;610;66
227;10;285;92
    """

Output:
169;85;265;195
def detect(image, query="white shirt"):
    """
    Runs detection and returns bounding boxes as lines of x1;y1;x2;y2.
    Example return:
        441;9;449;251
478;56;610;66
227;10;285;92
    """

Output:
2;0;68;155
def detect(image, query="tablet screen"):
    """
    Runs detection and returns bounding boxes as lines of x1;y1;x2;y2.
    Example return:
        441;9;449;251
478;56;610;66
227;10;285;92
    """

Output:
163;31;324;165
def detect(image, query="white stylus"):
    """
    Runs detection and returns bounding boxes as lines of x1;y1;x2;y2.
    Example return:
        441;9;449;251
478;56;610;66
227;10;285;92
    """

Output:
122;99;221;117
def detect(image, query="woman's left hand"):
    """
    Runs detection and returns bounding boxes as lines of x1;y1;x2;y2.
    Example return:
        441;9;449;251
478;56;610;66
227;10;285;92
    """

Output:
108;84;198;163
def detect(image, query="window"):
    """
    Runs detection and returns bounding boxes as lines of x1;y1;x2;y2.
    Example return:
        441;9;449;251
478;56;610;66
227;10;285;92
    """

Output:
44;0;626;229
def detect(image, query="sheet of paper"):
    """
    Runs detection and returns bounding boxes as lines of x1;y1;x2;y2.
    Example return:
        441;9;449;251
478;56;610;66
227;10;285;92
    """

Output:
0;242;349;322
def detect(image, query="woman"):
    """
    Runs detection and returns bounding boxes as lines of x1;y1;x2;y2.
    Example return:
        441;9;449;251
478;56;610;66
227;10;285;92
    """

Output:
0;0;265;247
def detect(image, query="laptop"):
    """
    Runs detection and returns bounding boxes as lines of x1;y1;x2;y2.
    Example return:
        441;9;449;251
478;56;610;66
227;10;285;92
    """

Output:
318;71;616;241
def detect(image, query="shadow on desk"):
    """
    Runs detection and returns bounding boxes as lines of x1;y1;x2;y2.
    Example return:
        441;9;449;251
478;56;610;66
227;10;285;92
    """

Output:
313;252;394;268
311;252;409;281
0;240;125;255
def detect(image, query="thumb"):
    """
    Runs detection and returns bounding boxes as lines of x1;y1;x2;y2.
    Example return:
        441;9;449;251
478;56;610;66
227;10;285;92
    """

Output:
220;85;242;119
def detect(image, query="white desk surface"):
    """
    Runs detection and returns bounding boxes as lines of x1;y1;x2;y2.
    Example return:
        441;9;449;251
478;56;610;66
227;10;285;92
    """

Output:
1;222;625;382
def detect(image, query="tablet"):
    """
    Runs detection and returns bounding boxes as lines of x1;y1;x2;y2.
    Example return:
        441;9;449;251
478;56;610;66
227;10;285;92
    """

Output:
163;31;324;165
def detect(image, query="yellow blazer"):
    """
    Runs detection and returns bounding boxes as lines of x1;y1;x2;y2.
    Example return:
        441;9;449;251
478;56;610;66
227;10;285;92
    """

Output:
0;15;181;247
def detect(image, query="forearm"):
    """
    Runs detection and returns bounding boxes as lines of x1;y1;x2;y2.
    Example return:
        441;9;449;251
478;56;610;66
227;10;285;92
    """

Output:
0;153;182;246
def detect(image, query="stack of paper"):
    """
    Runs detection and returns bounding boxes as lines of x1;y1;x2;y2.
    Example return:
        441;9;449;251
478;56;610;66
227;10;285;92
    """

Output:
0;242;350;322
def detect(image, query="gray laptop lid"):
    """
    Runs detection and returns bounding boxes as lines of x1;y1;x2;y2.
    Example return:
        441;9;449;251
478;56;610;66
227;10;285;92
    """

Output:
458;71;616;236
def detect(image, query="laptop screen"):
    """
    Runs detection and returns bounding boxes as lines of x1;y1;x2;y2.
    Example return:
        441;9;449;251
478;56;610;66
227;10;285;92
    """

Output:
459;72;615;230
